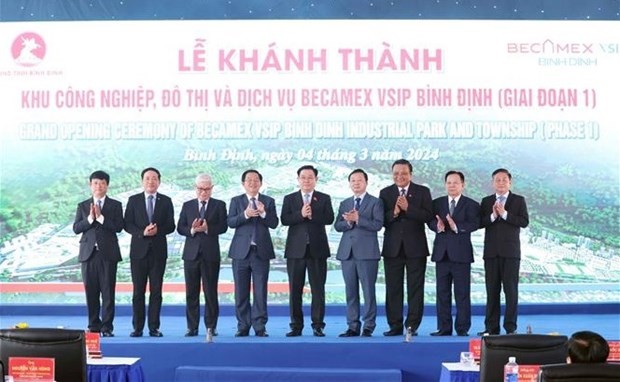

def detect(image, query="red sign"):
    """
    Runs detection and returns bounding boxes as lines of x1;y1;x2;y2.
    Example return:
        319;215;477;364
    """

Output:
8;357;55;381
85;331;102;358
469;338;481;360
518;364;541;382
608;340;620;362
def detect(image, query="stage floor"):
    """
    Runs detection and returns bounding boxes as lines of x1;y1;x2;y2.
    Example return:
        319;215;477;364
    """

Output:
1;305;619;382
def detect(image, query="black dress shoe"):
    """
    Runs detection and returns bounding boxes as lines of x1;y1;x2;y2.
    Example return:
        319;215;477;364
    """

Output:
457;331;469;337
185;329;198;337
477;330;499;336
338;329;360;337
235;330;249;337
149;329;164;337
312;328;325;337
101;330;114;337
383;328;403;336
286;329;302;337
506;330;517;335
255;330;269;337
129;330;143;337
430;330;452;336
361;329;373;337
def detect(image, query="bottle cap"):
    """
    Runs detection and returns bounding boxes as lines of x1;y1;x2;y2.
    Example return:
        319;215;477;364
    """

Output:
508;356;516;363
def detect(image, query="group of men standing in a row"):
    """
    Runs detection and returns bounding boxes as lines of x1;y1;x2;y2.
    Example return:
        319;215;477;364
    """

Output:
73;159;528;338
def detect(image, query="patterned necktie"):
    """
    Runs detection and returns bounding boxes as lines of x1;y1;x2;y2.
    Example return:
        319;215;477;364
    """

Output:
250;197;258;244
199;200;206;220
400;188;406;197
147;195;154;223
449;199;456;216
304;194;311;243
354;197;361;211
498;195;506;205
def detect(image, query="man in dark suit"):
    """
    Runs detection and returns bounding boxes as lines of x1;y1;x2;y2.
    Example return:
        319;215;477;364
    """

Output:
478;168;529;335
335;169;384;337
177;174;228;337
281;165;335;337
73;170;123;337
227;169;279;337
124;167;175;337
427;171;480;336
379;159;433;336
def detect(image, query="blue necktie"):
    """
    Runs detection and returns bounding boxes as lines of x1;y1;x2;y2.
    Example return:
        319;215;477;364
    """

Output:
304;193;311;204
354;197;361;211
147;195;154;223
199;200;206;220
498;195;506;204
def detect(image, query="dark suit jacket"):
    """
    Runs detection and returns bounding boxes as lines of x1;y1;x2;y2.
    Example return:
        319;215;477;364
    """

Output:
380;182;433;258
227;193;279;260
73;197;123;262
177;198;228;262
124;192;176;259
335;194;384;260
480;191;529;259
428;195;480;263
281;190;334;259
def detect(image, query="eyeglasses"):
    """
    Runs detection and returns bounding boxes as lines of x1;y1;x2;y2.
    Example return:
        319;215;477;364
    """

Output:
196;186;213;192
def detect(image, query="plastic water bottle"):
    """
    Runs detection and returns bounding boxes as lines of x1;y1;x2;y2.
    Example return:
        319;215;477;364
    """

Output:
404;327;413;343
504;356;519;382
206;328;213;343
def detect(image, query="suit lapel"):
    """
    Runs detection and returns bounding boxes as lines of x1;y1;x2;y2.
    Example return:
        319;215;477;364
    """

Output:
203;199;210;219
205;199;218;220
392;184;400;199
407;182;414;198
257;194;265;208
194;198;202;220
504;192;513;209
298;192;305;207
150;193;158;222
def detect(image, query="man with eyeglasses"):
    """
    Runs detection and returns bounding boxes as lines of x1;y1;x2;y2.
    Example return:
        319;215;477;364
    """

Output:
281;165;334;337
477;168;529;336
227;169;279;337
177;174;228;337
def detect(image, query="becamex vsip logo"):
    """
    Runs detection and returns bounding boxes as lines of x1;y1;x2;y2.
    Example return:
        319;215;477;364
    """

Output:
11;32;46;67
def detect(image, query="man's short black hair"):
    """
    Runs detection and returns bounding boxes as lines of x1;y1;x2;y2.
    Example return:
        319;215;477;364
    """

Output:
90;170;110;184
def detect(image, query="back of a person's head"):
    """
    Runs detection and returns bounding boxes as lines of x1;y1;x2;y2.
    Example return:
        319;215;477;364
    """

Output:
567;330;610;363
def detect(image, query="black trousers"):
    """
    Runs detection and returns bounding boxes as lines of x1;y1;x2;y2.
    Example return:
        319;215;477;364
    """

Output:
287;245;327;330
483;257;520;333
81;249;117;332
384;246;427;332
130;250;166;332
184;254;220;331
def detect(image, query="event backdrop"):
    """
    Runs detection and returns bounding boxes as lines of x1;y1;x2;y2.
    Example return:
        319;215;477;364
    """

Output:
1;15;619;305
